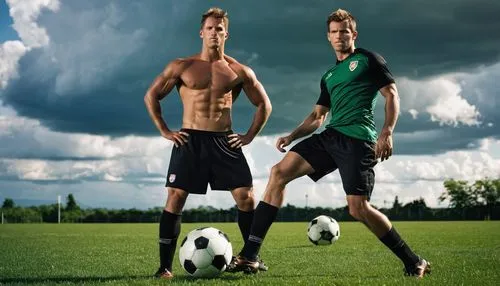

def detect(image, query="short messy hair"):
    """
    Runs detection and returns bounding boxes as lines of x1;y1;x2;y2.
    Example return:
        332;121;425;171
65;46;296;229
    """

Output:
326;9;356;32
201;7;229;29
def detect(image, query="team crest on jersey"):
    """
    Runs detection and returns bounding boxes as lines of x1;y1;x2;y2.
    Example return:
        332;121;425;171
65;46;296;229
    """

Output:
169;174;176;183
349;60;358;71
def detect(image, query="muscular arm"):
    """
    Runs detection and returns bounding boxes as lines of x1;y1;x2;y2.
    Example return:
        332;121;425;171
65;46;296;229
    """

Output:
241;66;272;141
144;61;181;136
276;105;329;152
289;105;329;141
379;83;400;136
376;83;400;161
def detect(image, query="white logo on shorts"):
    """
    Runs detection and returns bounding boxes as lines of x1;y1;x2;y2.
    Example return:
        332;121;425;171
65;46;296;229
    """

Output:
169;174;176;183
349;60;358;71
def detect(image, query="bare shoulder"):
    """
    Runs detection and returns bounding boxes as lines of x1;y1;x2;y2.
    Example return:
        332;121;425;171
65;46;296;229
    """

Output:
224;55;256;81
162;56;197;76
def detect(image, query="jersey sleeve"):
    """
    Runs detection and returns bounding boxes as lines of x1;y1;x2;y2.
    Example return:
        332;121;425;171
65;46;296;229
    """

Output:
369;52;395;90
316;79;331;108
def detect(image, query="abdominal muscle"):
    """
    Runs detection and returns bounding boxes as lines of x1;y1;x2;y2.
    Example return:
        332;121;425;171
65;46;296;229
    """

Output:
179;86;233;132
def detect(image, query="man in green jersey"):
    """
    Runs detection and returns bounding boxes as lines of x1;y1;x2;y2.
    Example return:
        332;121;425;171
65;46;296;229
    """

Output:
228;9;430;278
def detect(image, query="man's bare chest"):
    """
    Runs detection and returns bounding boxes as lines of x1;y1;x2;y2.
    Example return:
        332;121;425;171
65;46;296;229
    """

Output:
180;63;240;91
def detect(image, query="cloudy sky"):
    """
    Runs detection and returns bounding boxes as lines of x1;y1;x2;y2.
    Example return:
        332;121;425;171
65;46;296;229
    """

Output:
1;0;499;210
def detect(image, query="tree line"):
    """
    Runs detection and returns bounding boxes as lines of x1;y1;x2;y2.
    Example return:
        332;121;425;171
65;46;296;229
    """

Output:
1;178;499;223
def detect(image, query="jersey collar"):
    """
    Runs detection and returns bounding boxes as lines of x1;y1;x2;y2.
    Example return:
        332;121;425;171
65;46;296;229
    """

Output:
336;48;360;65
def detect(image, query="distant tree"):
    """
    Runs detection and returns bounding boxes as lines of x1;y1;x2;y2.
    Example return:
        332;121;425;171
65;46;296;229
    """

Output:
387;196;403;219
439;179;476;208
402;198;429;220
66;194;79;211
38;204;59;222
393;196;402;210
2;198;15;209
473;178;500;219
473;178;500;206
392;196;401;208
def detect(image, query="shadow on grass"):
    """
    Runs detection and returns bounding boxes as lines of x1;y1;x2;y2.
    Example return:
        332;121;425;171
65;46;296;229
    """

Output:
173;274;241;282
284;244;314;249
0;275;152;285
1;273;242;284
262;273;386;279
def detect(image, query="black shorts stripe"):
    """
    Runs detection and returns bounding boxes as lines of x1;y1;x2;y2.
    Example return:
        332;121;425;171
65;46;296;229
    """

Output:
212;137;239;158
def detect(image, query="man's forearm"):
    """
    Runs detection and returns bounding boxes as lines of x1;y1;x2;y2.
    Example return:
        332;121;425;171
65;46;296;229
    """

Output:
382;93;400;134
289;113;324;141
245;102;272;139
144;95;170;135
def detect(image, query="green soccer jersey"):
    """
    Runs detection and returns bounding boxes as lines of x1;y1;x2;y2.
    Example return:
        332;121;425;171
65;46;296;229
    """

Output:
316;48;395;142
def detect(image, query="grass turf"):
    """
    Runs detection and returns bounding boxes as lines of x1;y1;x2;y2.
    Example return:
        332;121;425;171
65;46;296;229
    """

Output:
1;221;499;285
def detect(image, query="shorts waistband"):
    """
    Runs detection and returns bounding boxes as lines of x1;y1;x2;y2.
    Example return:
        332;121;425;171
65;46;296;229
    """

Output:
180;128;233;136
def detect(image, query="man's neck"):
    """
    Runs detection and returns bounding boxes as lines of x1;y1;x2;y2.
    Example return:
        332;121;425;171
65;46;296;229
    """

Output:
335;45;356;61
200;47;224;62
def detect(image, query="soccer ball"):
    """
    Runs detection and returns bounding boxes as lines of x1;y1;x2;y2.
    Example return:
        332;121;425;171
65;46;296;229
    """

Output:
307;215;340;245
178;227;232;277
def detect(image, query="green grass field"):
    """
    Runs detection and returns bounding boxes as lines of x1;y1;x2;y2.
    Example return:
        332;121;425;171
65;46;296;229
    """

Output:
1;221;499;285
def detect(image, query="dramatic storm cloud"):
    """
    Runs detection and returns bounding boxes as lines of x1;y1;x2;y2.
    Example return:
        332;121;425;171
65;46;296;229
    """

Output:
1;0;499;209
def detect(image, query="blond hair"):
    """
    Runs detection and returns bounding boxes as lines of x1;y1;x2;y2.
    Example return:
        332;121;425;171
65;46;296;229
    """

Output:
326;9;356;32
201;7;229;29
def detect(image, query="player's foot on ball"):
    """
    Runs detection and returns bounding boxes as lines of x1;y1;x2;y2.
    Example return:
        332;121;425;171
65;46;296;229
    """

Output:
404;258;431;278
154;267;173;279
226;255;259;274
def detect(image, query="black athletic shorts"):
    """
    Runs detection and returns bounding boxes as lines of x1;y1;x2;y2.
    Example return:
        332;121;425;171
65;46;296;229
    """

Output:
290;128;377;198
165;129;253;194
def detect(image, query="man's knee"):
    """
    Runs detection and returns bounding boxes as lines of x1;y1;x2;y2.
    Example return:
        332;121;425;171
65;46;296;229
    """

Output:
270;163;291;186
348;206;362;221
232;188;255;211
165;188;188;213
234;188;255;202
348;200;370;221
168;188;188;200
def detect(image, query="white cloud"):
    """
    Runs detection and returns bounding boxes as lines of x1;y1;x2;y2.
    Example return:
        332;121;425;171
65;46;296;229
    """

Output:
6;0;60;48
0;99;177;159
2;1;184;96
1;0;59;90
394;150;500;182
427;94;480;126
0;102;172;182
0;1;498;210
1;98;499;209
408;109;418;120
397;76;481;126
0;41;27;88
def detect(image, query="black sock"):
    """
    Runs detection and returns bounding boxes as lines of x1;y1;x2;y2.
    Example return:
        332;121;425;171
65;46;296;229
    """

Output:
380;227;420;266
159;210;181;272
240;201;279;260
238;209;254;244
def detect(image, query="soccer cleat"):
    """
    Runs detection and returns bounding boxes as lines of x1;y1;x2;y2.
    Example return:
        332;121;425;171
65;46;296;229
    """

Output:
154;267;174;279
226;256;238;273
404;258;431;278
227;255;268;273
226;255;260;274
256;255;269;271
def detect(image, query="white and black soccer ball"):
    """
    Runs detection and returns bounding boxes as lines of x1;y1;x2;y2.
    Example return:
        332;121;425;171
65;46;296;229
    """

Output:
307;215;340;245
178;227;232;278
